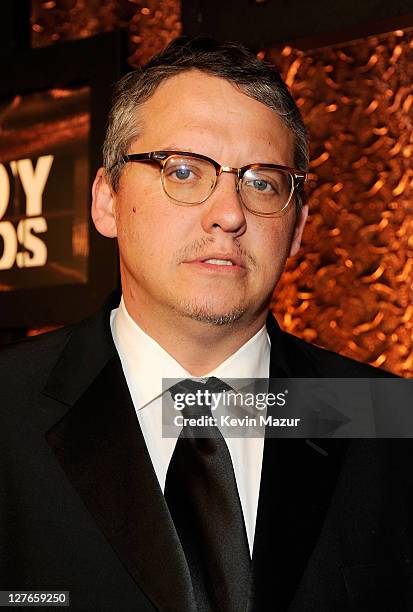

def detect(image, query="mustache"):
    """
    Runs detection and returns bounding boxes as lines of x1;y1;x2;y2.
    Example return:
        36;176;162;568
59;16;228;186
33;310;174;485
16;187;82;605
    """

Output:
175;237;257;269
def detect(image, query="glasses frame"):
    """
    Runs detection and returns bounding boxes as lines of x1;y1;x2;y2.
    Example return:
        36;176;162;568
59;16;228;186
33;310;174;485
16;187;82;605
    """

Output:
119;150;315;217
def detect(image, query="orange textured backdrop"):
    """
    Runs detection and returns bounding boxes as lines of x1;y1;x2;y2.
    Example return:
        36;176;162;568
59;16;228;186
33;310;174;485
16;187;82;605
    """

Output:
266;29;413;376
29;3;413;375
31;0;181;63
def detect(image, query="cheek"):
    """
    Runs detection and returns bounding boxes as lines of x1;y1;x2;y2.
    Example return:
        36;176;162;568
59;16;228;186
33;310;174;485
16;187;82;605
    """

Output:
255;220;291;258
117;191;189;265
253;223;294;283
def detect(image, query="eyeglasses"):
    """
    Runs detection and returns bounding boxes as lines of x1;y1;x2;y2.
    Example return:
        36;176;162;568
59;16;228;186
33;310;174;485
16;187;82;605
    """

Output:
119;150;315;217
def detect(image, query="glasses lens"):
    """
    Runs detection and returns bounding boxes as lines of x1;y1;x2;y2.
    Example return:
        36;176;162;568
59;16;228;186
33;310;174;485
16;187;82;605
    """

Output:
241;168;294;214
162;155;216;205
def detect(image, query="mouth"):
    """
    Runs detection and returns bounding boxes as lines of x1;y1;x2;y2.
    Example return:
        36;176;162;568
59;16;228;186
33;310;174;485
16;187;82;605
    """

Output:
183;253;246;273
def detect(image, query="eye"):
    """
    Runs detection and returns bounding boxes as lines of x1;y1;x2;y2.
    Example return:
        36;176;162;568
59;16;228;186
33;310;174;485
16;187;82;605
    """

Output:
250;178;272;192
165;162;202;183
244;176;277;194
174;167;192;180
242;169;288;197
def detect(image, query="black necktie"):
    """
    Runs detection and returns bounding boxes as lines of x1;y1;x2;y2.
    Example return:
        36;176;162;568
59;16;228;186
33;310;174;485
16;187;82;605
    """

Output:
165;377;251;612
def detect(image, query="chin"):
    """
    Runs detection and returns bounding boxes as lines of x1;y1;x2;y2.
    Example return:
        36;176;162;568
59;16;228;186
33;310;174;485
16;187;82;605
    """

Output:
174;297;247;327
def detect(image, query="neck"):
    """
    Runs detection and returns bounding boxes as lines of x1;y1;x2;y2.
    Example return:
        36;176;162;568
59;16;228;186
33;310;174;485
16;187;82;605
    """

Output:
122;294;267;377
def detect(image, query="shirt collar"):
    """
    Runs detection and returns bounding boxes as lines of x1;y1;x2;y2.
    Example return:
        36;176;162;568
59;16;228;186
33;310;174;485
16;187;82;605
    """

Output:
111;296;271;410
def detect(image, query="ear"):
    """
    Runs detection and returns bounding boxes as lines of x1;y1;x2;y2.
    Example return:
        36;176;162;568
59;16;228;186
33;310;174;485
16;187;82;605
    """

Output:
288;204;308;257
91;168;118;238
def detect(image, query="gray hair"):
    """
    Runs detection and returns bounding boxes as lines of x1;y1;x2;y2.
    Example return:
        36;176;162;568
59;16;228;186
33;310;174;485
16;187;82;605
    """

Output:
103;37;309;210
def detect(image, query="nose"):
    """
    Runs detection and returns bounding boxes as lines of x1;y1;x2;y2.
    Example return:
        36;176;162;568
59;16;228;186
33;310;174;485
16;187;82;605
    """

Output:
200;172;247;237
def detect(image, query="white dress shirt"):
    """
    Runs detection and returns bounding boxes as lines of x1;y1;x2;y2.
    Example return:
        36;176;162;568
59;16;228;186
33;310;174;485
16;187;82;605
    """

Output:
110;297;271;555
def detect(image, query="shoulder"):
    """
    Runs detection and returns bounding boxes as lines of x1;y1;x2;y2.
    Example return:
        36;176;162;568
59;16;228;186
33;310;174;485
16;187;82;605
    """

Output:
0;293;118;392
0;326;75;393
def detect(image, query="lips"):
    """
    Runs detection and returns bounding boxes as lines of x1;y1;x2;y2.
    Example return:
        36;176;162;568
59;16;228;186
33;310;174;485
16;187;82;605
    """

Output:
185;253;245;268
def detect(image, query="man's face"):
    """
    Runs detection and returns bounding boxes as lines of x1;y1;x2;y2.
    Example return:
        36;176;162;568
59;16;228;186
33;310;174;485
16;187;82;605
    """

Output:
93;70;307;329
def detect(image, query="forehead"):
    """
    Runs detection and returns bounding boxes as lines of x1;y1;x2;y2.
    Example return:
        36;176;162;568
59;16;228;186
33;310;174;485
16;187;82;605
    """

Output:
135;70;294;166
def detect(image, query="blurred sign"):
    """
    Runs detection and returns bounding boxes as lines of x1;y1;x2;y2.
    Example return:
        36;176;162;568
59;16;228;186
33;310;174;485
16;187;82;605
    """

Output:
0;86;90;290
0;33;124;328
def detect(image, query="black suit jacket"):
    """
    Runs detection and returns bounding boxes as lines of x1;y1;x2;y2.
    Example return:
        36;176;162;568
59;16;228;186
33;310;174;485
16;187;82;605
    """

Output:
1;294;413;611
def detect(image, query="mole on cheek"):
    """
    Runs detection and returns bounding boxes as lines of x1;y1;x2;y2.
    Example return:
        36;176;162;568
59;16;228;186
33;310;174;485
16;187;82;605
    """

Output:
132;207;136;213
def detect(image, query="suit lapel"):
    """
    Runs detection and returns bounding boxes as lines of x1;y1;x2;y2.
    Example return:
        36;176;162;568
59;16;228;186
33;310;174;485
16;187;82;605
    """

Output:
43;297;195;612
250;435;348;610
248;313;348;610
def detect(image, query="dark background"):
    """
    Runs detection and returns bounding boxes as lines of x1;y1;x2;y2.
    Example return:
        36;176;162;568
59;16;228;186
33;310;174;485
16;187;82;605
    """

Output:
182;0;413;48
1;0;412;352
3;1;413;52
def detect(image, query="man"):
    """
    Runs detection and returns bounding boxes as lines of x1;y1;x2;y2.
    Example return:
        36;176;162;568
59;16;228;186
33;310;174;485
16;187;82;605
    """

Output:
1;37;412;612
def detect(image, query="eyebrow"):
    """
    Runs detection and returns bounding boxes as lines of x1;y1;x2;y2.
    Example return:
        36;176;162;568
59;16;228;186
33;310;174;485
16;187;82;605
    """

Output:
159;145;196;153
